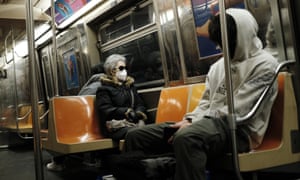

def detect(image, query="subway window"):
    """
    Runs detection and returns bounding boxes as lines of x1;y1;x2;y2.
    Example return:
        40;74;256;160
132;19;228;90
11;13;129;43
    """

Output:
99;3;155;44
102;32;163;87
98;2;164;88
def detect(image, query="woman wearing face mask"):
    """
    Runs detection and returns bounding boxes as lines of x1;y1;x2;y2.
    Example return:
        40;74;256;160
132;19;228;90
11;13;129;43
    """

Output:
95;54;148;140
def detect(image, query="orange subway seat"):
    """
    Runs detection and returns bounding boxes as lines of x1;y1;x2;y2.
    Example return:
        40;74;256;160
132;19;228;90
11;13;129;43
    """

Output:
42;95;116;154
187;83;206;113
252;72;284;151
54;96;103;143
155;85;190;124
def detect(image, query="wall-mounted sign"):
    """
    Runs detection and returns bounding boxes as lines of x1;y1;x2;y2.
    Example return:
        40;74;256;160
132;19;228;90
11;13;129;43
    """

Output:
46;0;92;25
63;48;80;90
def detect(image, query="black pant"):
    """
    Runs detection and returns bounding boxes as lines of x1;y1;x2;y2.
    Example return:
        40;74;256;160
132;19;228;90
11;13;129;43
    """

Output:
125;116;250;180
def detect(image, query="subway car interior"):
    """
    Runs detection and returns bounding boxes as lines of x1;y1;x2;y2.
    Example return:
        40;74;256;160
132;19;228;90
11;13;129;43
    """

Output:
1;0;300;179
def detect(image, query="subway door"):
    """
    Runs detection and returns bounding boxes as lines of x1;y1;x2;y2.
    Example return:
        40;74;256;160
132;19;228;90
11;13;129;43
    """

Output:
40;45;55;99
56;24;92;96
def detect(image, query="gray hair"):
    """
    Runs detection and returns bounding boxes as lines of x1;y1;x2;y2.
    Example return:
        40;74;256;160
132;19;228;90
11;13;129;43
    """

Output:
103;54;126;75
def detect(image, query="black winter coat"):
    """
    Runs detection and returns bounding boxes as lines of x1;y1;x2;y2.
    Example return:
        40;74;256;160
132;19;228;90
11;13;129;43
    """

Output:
95;74;147;138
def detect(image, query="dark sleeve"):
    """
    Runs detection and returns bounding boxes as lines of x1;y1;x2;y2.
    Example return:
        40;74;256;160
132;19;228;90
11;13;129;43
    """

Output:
132;86;147;115
95;87;128;122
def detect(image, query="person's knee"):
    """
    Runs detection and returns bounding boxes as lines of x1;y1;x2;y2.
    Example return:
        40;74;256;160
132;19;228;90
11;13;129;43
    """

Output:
125;128;141;141
173;129;205;153
173;130;190;148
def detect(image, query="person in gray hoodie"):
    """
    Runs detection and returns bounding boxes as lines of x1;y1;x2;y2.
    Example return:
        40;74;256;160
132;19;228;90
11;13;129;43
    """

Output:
122;8;278;180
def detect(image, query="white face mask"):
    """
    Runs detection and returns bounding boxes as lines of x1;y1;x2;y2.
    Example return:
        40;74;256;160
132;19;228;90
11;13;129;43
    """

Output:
116;70;127;81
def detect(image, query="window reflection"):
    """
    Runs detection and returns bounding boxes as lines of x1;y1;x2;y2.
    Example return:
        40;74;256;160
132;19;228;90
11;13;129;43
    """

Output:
102;33;163;87
157;0;181;81
132;5;154;29
99;3;163;88
100;16;131;44
100;4;154;44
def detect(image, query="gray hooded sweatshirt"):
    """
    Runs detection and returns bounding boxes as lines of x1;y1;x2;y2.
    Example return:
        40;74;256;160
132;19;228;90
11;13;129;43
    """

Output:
185;8;278;149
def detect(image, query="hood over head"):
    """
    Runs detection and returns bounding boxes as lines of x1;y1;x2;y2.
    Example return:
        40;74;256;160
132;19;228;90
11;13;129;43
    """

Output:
226;8;263;61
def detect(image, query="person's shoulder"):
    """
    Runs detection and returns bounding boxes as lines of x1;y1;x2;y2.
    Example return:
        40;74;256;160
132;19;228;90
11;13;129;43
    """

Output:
258;50;279;66
91;73;104;81
208;57;224;72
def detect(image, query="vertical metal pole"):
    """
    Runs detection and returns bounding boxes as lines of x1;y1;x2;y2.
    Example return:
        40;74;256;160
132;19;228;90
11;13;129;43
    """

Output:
218;0;243;180
25;1;44;180
51;0;59;96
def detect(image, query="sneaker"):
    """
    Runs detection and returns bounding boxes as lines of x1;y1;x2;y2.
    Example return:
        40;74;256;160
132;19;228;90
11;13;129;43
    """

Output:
46;161;64;171
101;174;116;180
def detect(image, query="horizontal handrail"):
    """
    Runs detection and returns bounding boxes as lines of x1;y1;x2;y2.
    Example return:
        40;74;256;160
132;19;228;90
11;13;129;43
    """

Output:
17;109;32;121
39;109;49;120
16;102;44;121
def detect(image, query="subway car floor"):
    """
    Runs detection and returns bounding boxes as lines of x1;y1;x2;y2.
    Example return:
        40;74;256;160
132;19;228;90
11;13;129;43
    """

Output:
2;138;300;180
0;141;115;180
